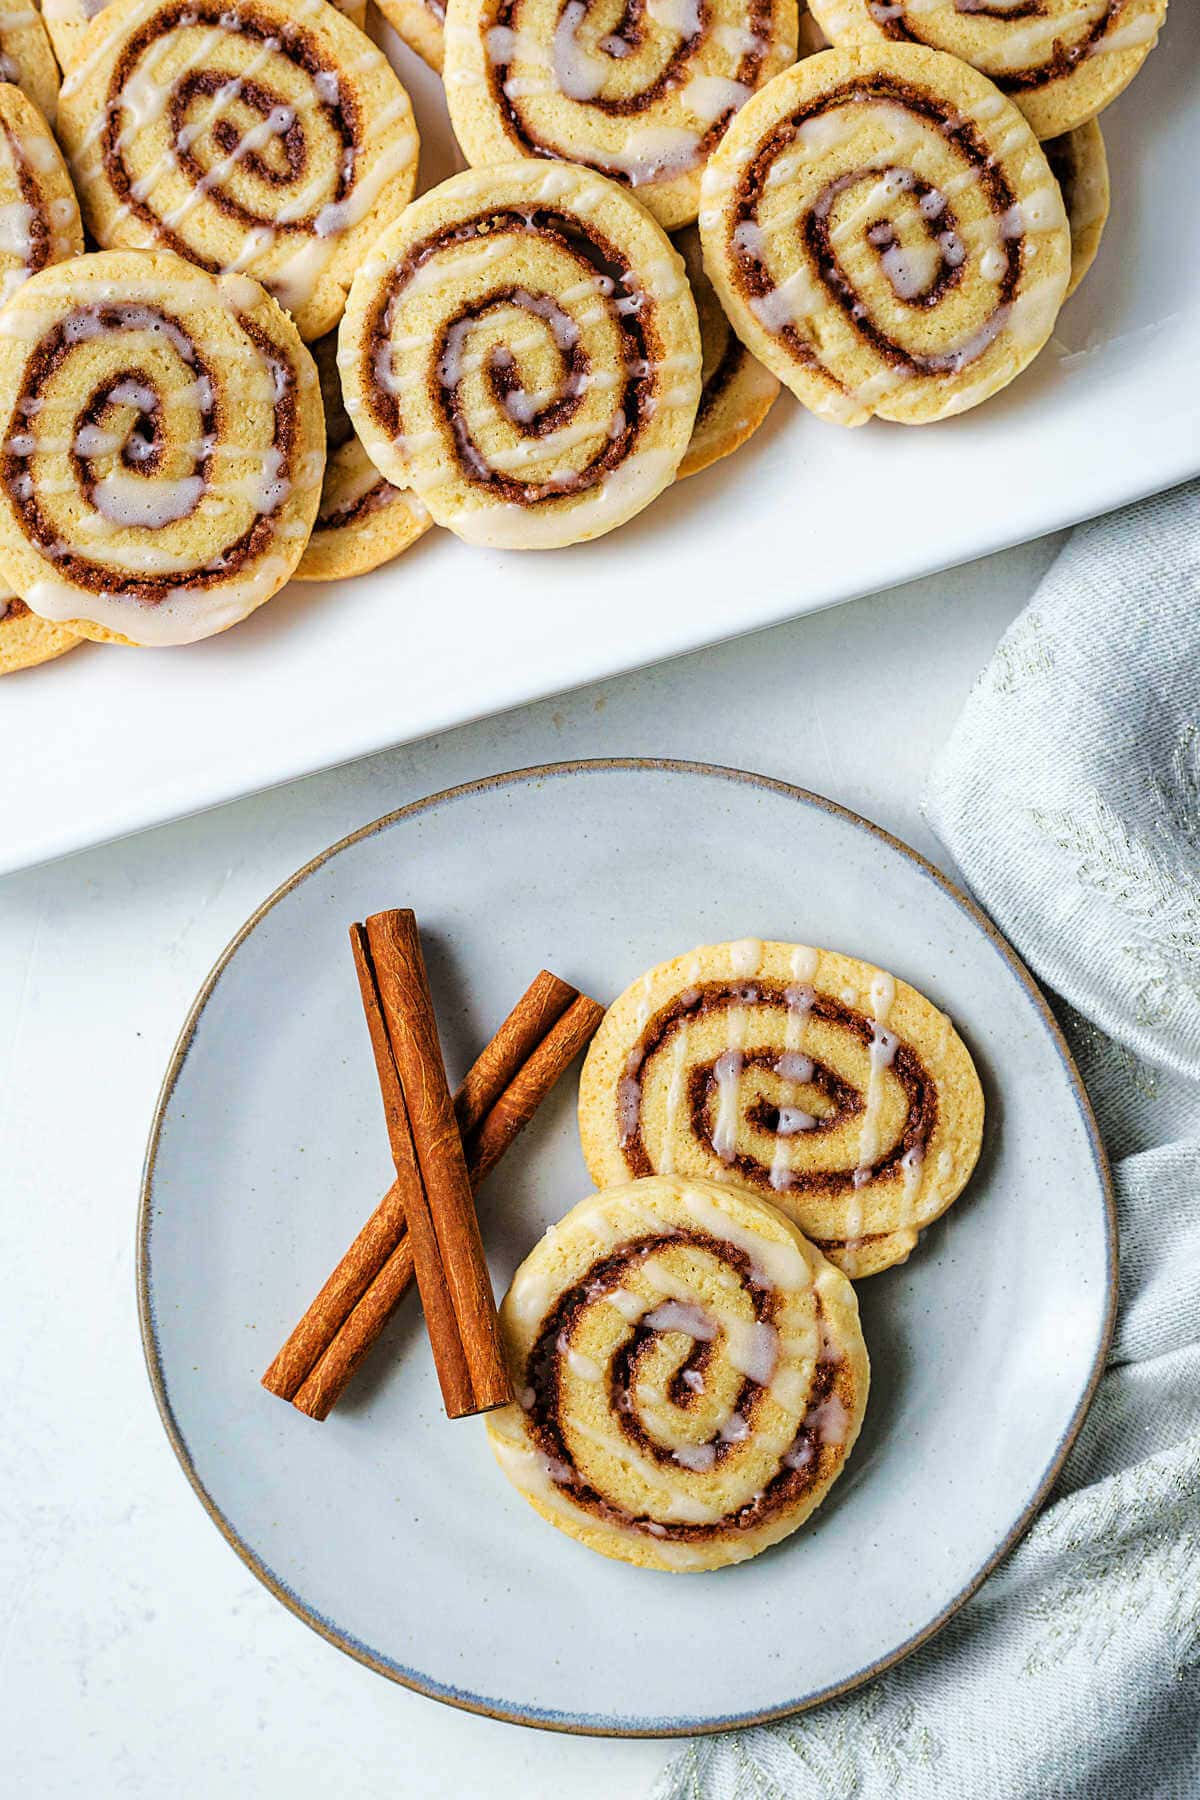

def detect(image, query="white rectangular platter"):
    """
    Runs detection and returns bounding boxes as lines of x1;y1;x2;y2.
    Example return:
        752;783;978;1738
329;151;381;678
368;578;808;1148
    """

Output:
3;7;1197;876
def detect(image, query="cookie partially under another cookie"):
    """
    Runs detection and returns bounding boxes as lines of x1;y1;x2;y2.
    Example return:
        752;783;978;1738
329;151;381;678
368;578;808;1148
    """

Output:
807;0;1168;139
443;0;799;230
58;0;420;341
0;595;81;674
676;226;780;482
579;938;984;1278
488;1172;870;1571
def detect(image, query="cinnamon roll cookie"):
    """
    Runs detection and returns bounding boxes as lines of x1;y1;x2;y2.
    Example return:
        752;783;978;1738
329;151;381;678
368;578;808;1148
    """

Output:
0;83;84;307
676;225;779;481
0;593;81;671
487;1174;869;1571
57;0;420;341
0;250;325;646
375;0;445;70
43;0;368;77
579;939;984;1278
0;11;61;127
442;0;799;230
1045;119;1109;300
339;162;702;549
296;330;431;579
699;45;1071;425
807;0;1168;140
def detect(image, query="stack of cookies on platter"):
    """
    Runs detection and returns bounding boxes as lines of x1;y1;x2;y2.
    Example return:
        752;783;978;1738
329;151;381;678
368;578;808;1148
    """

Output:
0;0;1168;667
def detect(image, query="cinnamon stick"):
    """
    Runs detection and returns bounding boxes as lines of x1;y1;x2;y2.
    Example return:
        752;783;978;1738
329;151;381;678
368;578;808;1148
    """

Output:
262;969;577;1407
262;947;603;1420
354;916;488;1417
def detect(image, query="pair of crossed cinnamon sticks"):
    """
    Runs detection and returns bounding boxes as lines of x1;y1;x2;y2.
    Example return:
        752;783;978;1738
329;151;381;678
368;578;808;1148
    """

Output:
262;908;604;1420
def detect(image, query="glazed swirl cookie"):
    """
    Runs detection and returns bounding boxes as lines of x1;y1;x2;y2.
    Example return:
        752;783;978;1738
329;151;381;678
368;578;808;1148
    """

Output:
57;0;420;342
443;0;799;230
0;84;84;308
42;0;368;78
375;0;446;70
1045;119;1109;300
578;939;984;1278
0;250;325;647
676;226;779;481
296;331;431;579
699;45;1071;425
487;1174;869;1571
0;12;61;127
0;593;81;672
807;0;1167;140
340;162;702;550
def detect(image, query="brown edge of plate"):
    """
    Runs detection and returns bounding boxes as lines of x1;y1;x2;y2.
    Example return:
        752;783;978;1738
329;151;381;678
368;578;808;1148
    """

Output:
136;757;1118;1737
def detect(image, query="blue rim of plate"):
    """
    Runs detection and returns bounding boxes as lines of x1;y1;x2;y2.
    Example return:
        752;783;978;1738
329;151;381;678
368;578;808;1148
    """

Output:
138;758;1118;1737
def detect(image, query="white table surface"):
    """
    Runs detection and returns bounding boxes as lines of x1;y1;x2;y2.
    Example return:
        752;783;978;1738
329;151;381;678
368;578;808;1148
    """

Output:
1;530;1064;1797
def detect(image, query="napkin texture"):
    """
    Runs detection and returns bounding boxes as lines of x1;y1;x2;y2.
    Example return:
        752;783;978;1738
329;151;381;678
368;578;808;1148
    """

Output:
652;482;1200;1800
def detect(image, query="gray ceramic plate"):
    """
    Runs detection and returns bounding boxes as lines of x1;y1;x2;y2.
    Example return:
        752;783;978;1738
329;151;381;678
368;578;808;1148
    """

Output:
140;760;1115;1735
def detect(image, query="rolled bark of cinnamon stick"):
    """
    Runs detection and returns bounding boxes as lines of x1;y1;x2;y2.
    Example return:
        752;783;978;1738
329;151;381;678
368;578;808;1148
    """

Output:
361;909;511;1418
262;958;603;1419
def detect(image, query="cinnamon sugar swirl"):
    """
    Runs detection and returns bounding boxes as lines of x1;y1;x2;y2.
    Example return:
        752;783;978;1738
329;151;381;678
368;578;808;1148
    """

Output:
579;939;984;1278
0;250;325;646
442;0;798;229
808;0;1167;139
339;161;702;549
57;0;420;341
487;1173;869;1570
699;45;1071;424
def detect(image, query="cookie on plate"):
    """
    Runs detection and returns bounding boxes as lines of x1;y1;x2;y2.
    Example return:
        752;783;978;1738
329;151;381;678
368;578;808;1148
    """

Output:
0;11;61;126
0;594;81;673
340;162;701;550
1045;119;1110;300
0;83;83;307
579;938;984;1278
487;1173;870;1571
807;0;1168;139
676;226;780;482
699;45;1071;426
442;0;798;230
0;251;325;647
297;332;432;580
57;0;420;341
375;0;446;70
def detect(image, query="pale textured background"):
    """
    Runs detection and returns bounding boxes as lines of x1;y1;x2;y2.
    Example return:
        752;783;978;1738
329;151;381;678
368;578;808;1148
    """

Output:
1;536;1062;1797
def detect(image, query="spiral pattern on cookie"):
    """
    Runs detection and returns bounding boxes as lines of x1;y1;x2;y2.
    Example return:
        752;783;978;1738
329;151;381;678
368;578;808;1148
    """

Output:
57;0;420;341
487;1174;870;1571
699;45;1071;425
340;162;702;550
808;0;1167;138
579;940;984;1278
0;250;325;646
443;0;799;228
